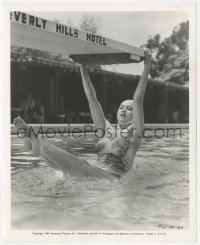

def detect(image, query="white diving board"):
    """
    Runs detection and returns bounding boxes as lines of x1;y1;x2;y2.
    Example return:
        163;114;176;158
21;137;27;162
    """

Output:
10;11;144;65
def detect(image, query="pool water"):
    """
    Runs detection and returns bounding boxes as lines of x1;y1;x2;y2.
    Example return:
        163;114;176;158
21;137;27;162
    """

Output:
11;130;189;230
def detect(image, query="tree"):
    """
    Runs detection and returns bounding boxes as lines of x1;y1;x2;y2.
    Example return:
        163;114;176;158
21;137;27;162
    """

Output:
142;21;189;84
170;21;189;50
65;14;102;34
79;14;102;34
66;17;76;28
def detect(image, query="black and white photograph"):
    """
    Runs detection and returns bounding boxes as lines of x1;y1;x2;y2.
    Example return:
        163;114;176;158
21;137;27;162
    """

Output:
3;2;197;242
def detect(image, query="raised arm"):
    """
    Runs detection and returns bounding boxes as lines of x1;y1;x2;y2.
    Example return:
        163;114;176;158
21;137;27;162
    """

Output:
79;65;106;131
132;49;151;143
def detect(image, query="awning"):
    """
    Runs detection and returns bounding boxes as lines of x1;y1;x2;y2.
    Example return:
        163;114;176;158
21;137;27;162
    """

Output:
11;47;188;91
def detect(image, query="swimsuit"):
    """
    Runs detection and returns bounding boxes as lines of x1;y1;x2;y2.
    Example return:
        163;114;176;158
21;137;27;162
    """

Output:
95;135;132;178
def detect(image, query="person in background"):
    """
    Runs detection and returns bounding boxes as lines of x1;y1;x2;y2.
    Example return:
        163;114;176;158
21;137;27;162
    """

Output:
25;92;35;122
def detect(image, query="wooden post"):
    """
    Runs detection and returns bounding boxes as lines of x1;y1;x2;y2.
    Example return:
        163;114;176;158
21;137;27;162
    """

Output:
54;69;65;120
158;87;168;123
102;78;107;112
48;72;55;121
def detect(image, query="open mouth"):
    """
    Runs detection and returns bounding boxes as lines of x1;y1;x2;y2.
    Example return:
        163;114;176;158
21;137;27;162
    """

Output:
120;114;126;118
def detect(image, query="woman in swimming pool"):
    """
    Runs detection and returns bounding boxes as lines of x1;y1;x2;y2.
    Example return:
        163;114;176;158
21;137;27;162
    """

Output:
13;49;151;180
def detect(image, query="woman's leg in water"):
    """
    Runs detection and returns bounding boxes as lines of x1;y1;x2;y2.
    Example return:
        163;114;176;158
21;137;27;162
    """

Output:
41;139;113;179
13;117;113;180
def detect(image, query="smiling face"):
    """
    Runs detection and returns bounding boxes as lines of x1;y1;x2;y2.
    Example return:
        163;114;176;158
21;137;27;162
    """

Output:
117;100;134;125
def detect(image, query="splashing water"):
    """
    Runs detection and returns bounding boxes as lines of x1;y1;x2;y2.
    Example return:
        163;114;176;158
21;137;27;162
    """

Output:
11;130;189;230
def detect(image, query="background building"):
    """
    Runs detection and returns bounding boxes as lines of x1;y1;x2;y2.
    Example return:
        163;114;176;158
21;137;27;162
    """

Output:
11;48;189;124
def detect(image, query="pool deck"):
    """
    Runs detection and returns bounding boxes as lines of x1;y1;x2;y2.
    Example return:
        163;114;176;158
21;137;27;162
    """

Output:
11;123;189;135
